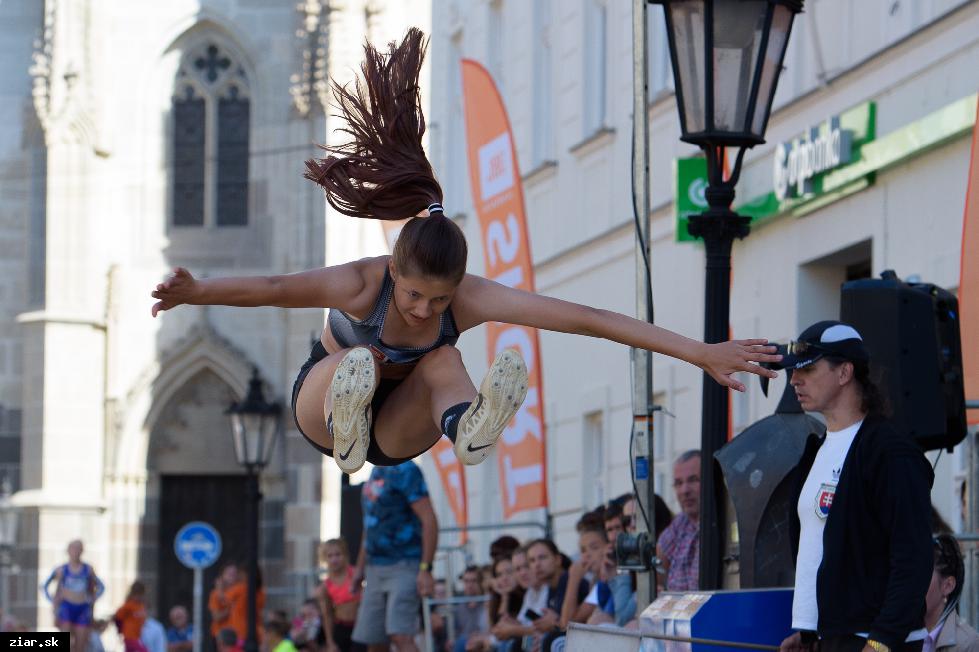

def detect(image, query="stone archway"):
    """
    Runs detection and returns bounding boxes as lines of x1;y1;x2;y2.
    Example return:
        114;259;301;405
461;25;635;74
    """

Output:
145;367;249;628
105;322;256;616
147;367;242;476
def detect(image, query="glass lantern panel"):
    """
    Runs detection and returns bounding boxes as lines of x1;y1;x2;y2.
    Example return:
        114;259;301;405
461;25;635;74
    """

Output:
750;6;794;136
668;1;706;134
711;0;767;133
257;415;279;466
230;413;247;465
233;412;265;466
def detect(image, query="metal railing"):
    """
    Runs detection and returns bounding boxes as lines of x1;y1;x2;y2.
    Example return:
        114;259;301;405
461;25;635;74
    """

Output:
438;520;550;538
956;532;979;628
566;623;781;652
422;594;492;652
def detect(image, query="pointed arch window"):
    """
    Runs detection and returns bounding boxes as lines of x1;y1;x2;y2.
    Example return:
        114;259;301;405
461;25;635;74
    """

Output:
172;43;250;227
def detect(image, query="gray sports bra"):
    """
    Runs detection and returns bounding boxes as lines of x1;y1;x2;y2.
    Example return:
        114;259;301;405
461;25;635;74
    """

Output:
327;267;460;365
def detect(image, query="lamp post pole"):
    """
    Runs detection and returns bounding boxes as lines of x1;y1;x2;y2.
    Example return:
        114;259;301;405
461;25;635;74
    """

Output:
244;465;260;652
226;367;281;652
687;176;751;589
651;0;804;590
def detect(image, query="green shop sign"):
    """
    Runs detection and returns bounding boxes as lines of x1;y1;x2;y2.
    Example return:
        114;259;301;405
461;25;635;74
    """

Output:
676;102;875;242
674;157;710;243
676;93;979;242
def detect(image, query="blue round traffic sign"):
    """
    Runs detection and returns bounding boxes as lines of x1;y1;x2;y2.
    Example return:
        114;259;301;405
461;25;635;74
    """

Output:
174;521;222;569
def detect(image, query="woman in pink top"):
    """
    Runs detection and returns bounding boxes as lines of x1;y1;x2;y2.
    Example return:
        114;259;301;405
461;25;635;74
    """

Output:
316;539;363;652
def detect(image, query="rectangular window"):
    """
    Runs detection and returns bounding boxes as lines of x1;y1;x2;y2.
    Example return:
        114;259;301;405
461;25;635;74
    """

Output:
446;36;465;209
583;0;608;135
532;0;553;167
0;406;22;491
171;44;250;229
172;95;206;226
488;0;504;87
216;94;249;226
584;410;605;507
647;3;674;97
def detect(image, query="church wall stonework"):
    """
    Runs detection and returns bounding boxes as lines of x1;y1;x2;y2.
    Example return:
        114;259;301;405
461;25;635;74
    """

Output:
2;0;432;629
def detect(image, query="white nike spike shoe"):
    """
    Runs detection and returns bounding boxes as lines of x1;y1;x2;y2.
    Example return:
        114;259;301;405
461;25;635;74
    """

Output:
454;348;529;465
328;347;376;474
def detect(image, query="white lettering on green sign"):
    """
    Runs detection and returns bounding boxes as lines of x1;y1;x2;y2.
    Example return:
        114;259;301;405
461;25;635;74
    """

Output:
774;116;853;201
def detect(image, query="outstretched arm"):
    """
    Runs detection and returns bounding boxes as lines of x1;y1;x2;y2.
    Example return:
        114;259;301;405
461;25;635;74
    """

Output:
150;259;371;316
457;276;780;391
90;569;105;602
41;567;61;602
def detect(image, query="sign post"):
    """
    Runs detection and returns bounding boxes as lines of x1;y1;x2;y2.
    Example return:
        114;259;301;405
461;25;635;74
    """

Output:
174;521;222;652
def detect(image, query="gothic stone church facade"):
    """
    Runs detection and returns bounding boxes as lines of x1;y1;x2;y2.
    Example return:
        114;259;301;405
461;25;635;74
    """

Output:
0;0;428;628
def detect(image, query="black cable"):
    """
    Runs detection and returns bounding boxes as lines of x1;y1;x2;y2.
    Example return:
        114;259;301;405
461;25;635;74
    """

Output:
933;448;943;472
629;422;652;533
630;116;654;323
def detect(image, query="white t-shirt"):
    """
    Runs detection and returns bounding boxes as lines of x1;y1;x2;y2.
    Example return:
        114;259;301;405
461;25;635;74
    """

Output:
517;585;549;625
791;420;862;631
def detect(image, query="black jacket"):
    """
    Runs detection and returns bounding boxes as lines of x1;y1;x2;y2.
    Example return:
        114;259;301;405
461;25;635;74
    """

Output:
789;415;934;649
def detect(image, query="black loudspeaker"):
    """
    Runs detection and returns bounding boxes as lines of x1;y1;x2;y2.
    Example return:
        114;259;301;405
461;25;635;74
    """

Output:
840;270;966;451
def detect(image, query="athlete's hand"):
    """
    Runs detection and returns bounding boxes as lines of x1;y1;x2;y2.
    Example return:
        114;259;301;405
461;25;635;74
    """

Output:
698;339;781;392
417;569;434;598
151;267;200;317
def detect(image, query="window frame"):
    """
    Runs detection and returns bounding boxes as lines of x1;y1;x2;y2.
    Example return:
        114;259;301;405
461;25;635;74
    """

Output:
170;41;251;230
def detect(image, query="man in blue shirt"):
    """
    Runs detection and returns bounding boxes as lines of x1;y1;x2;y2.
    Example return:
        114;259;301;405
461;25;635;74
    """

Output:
165;605;193;652
351;461;439;652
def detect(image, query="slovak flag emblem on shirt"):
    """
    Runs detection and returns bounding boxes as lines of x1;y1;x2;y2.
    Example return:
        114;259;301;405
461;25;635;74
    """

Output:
816;483;836;519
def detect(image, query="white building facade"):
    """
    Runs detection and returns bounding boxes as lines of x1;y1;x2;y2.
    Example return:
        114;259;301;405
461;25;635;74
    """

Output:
426;0;979;556
0;0;429;630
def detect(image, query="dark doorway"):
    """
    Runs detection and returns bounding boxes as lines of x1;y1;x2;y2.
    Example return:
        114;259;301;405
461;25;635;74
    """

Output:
340;477;363;556
158;474;249;642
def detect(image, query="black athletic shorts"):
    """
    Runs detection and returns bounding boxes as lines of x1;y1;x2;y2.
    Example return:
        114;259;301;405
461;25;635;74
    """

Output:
290;341;437;466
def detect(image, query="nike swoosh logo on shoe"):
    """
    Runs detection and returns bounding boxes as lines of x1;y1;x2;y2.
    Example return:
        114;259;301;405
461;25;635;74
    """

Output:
464;394;491;453
338;441;356;461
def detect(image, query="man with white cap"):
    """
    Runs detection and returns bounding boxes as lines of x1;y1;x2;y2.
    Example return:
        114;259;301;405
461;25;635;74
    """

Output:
779;321;933;652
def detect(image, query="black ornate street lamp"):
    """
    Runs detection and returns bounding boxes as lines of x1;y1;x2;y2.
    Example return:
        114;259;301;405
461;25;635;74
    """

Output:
651;0;803;590
227;368;282;652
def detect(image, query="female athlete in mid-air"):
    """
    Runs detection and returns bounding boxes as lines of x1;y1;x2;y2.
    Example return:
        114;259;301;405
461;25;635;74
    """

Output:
151;28;780;474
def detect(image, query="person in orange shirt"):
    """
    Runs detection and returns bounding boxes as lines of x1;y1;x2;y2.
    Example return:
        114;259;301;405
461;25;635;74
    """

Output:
208;564;239;644
225;566;266;645
114;581;148;652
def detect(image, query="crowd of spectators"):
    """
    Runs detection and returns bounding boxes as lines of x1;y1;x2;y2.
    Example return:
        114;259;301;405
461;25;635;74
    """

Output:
420;491;665;652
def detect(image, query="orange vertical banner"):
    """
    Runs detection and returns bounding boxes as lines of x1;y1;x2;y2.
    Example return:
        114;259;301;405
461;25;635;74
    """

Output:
461;59;548;518
959;98;979;425
380;223;468;539
431;438;468;544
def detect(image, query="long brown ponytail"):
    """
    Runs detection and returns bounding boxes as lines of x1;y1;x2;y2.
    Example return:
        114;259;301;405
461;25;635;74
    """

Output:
305;27;441;218
304;28;466;282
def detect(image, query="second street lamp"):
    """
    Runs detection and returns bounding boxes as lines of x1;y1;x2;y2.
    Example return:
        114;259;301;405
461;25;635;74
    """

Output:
651;0;803;590
227;367;282;652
